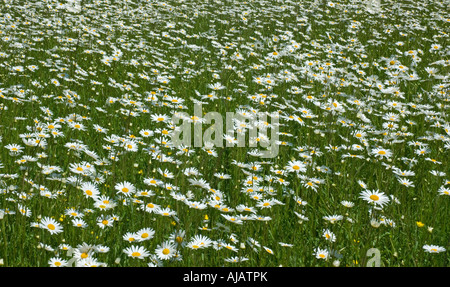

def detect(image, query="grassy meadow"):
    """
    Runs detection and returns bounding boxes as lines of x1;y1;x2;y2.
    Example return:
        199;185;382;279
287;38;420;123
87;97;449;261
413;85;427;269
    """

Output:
0;0;448;267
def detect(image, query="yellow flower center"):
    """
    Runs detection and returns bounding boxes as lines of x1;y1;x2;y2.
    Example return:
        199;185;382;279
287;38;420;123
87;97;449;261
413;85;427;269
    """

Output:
47;224;55;230
162;248;170;255
370;195;379;201
132;252;141;257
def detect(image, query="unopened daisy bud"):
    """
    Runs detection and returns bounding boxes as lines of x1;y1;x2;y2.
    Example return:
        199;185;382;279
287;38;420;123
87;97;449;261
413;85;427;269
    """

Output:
0;259;3;265
427;226;433;233
240;243;245;249
114;258;121;264
333;260;340;267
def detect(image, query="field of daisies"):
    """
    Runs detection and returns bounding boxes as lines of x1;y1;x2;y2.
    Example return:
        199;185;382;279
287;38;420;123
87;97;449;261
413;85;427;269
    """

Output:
0;0;448;267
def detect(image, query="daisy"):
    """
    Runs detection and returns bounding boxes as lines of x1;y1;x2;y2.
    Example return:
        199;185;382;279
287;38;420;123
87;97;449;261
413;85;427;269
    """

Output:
188;234;213;249
96;245;110;253
123;141;138;152
123;232;139;243
155;241;177;260
77;258;106;267
144;177;163;187
221;214;244;225
5;144;24;154
80;182;99;199
72;218;88;228
208;82;225;90
151;114;169;123
97;215;114;229
69;122;86;131
158;168;174;179
256;199;276;209
136;228;155;242
165;230;184;247
48;257;67;267
285;160;307;173
139;129;154;138
40;217;63;235
357;180;368;189
225;256;249;263
17;204;31;217
341;200;354;208
70;162;90;174
371;147;393;159
437;186;449;196
214;172;232;179
263;246;274;255
360;190;390;207
123;246;151;259
140;202;160;213
156;207;177;217
392;169;415;177
115;181;135;197
294;196;307;206
322;229;337;242
323;214;344;224
397;177;415;187
279;242;294;247
314;248;330;260
236;204;257;213
423;245;446;253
